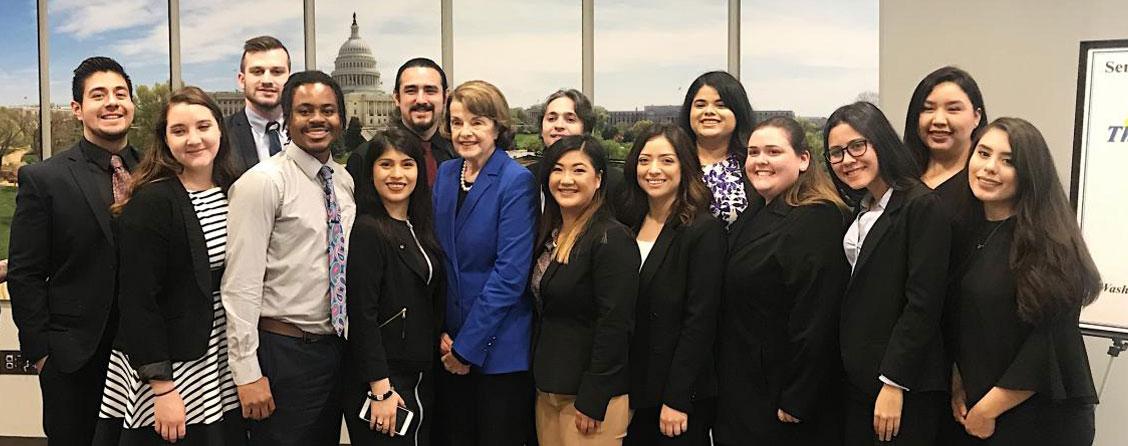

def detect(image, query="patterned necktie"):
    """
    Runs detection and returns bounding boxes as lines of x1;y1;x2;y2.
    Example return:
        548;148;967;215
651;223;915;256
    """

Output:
266;121;283;156
318;165;348;336
110;154;132;205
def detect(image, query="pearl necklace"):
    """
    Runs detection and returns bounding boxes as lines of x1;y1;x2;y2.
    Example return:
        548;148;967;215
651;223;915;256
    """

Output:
460;160;474;192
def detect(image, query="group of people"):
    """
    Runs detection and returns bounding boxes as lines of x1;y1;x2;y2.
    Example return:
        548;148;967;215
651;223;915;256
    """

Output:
6;33;1101;446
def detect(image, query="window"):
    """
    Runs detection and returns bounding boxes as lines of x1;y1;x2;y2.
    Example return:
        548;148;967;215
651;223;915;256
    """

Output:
741;0;879;149
47;0;171;152
180;0;305;118
0;0;39;270
316;1;442;139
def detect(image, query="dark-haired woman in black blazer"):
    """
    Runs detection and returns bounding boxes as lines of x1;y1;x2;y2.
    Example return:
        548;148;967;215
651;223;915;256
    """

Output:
824;102;950;446
93;87;244;446
617;124;724;446
342;128;446;445
713;117;851;446
532;135;639;446
946;118;1098;445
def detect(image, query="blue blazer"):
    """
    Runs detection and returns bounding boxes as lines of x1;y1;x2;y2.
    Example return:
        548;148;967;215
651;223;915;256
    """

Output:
433;148;537;374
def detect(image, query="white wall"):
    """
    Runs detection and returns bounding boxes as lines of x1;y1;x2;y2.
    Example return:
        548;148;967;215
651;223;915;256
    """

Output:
879;1;1128;445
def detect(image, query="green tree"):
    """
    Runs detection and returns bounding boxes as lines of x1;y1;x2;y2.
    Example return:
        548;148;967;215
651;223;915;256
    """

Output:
592;106;609;135
0;107;36;160
129;82;171;152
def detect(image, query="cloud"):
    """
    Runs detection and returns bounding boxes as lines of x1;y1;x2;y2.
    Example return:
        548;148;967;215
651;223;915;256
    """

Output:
0;67;40;106
50;0;165;39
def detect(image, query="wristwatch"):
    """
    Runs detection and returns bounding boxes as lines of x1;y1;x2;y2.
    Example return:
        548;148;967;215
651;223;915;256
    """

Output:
368;389;395;401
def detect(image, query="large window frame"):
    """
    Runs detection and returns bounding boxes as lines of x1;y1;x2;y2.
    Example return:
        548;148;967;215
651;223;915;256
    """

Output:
28;0;753;158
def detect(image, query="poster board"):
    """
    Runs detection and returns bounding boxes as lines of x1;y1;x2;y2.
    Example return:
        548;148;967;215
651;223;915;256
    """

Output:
1072;39;1128;338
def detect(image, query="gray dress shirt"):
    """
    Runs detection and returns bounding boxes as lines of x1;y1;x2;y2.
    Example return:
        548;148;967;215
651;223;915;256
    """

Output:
221;143;356;385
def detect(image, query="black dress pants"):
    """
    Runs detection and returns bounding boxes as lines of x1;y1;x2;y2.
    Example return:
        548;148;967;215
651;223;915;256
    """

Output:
626;399;716;446
38;326;114;446
433;369;534;446
247;331;345;446
843;390;945;446
949;397;1094;446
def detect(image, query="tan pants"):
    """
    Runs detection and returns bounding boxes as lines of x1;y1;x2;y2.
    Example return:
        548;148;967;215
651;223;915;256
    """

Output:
536;391;631;446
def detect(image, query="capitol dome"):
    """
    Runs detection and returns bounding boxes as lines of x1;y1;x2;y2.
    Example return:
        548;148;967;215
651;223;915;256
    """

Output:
332;13;382;94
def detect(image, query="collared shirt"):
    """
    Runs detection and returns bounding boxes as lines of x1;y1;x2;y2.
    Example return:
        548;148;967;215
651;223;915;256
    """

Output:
842;187;910;391
79;138;139;209
222;142;356;385
844;187;893;272
244;106;287;162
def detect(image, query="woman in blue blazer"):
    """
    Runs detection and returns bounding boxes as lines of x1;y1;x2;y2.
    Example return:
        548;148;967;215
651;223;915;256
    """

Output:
431;80;538;446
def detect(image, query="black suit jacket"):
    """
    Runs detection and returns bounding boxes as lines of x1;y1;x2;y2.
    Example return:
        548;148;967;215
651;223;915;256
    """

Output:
346;120;457;186
715;200;849;441
113;178;220;381
346;215;446;383
225;109;260;174
8;142;138;373
628;212;724;412
840;183;950;399
532;214;640;421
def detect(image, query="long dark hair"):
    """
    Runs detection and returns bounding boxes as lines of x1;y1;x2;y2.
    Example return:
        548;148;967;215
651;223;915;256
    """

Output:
618;123;712;227
353;127;442;258
536;135;610;264
822;102;922;206
114;86;239;214
982;118;1100;323
678;71;755;164
904;66;988;170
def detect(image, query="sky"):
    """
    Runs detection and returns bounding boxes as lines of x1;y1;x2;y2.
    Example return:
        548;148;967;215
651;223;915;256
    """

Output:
0;0;878;118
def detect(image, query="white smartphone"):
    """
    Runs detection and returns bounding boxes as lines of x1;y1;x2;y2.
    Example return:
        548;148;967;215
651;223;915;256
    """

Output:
359;398;415;436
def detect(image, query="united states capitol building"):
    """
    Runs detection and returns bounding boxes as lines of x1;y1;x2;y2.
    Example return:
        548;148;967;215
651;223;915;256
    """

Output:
211;13;395;137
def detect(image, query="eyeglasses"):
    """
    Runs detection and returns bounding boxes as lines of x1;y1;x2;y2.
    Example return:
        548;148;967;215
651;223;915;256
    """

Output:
826;138;869;164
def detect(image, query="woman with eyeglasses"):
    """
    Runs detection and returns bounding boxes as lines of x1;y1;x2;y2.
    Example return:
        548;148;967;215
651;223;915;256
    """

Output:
713;117;850;446
946;118;1098;445
678;71;759;227
824;102;950;446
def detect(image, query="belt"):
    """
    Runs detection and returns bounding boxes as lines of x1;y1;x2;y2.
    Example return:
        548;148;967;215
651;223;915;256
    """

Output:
258;317;335;342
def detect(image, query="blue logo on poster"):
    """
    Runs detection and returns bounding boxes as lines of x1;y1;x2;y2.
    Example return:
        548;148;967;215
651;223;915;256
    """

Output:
1107;118;1128;143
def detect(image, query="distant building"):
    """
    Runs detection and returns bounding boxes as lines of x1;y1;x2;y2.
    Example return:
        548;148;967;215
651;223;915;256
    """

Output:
210;91;244;117
332;13;395;137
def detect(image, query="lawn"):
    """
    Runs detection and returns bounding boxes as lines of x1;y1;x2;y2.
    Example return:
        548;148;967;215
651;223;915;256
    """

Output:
0;186;16;259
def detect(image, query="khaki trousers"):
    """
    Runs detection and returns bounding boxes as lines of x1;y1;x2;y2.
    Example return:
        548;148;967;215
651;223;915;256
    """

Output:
536;391;631;446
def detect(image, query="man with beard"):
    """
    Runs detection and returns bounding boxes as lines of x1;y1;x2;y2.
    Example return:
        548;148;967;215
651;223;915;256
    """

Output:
226;35;291;174
347;57;455;186
222;71;357;446
9;56;139;445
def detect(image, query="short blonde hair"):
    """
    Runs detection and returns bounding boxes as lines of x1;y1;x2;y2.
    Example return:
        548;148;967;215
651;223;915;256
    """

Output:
440;80;515;149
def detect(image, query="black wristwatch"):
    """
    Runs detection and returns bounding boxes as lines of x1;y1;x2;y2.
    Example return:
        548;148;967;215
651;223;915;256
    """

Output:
368;389;395;401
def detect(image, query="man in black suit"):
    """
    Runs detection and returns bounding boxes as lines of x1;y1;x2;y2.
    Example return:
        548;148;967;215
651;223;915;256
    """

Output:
225;35;291;174
8;56;140;445
346;57;456;185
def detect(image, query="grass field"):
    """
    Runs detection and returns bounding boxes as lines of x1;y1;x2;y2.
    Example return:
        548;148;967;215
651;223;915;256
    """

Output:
0;186;16;259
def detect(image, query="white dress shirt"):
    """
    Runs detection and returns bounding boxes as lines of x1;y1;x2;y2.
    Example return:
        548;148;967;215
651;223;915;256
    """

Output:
221;143;356;385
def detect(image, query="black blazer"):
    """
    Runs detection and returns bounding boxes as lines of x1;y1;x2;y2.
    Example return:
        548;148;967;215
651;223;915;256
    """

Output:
346;215;446;383
8;142;137;373
225;109;260;174
715;200;849;443
840;183;951;399
628;212;725;412
347;120;458;186
533;214;640;421
114;178;221;381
